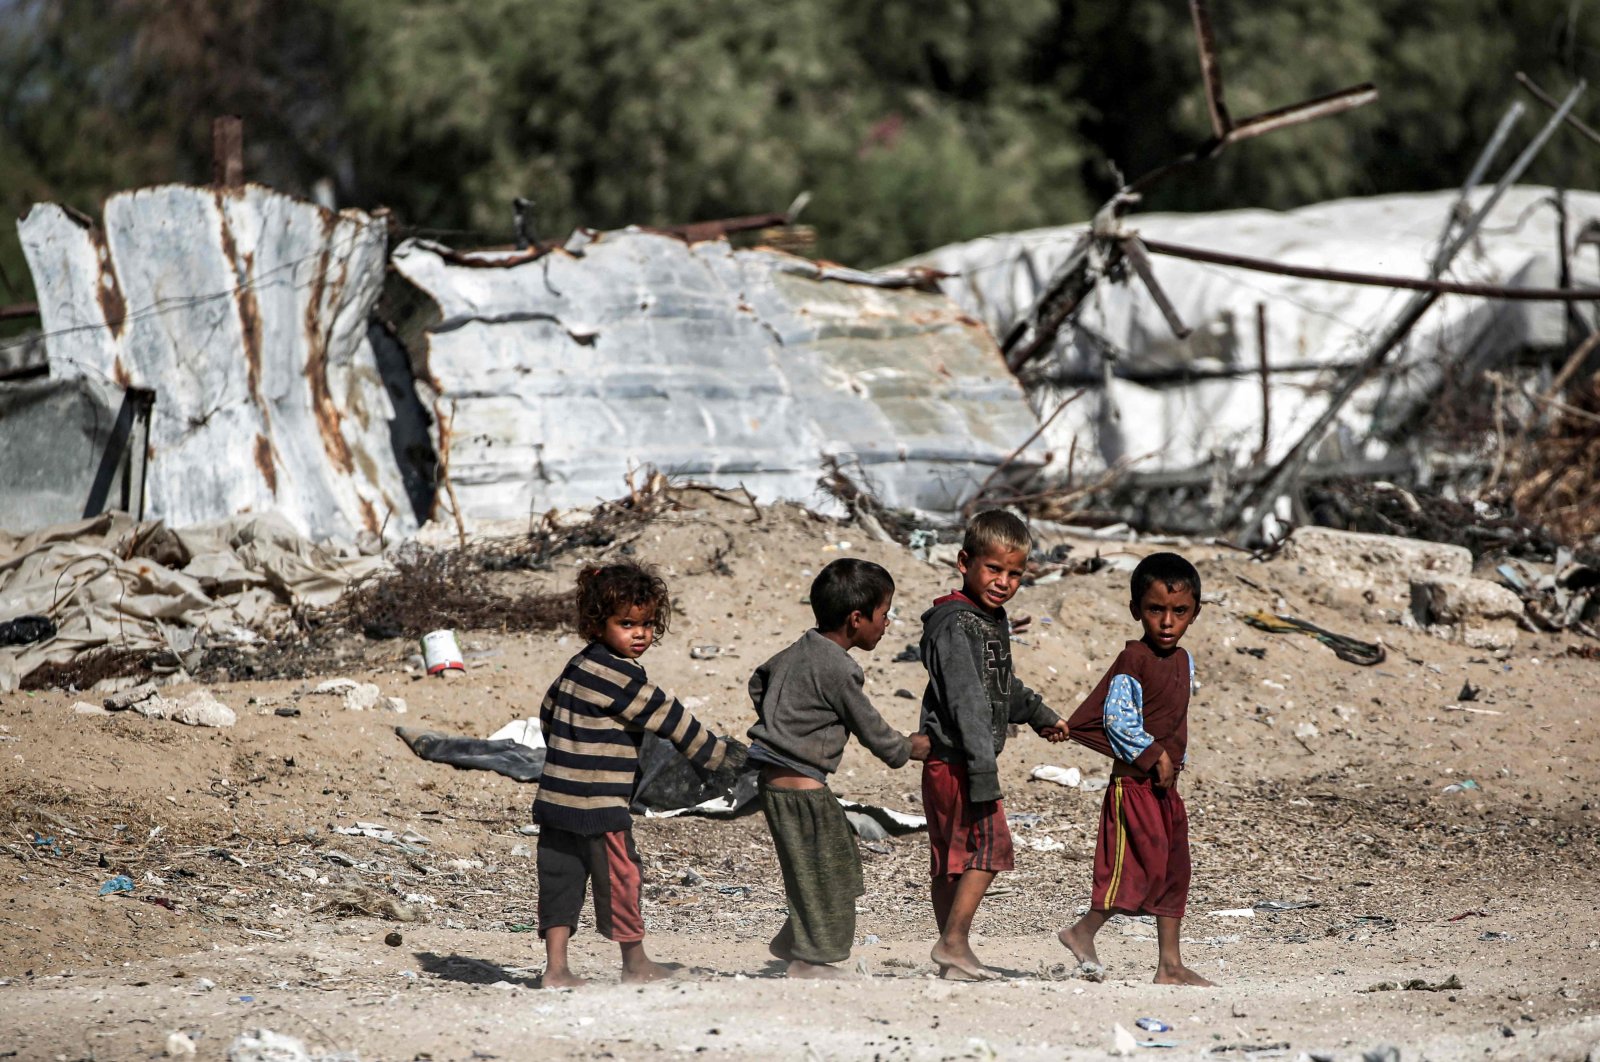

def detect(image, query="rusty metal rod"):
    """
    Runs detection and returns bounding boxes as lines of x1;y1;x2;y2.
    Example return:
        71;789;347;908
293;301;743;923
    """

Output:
0;302;40;321
1121;236;1192;338
1221;83;1379;144
1128;82;1378;194
1189;0;1233;138
1139;236;1600;300
1516;72;1600;149
1254;302;1270;466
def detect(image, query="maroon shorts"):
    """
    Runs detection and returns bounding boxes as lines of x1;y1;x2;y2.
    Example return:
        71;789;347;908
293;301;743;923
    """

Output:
536;826;645;942
1092;776;1190;918
921;759;1015;880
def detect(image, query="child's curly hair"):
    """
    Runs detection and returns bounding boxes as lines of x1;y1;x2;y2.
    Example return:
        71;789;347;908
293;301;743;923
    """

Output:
575;562;673;641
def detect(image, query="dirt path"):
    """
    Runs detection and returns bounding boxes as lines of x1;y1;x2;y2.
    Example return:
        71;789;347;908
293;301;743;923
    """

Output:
3;500;1597;1059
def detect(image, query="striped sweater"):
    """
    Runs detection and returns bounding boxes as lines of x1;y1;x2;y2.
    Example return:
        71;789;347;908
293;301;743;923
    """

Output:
533;641;727;835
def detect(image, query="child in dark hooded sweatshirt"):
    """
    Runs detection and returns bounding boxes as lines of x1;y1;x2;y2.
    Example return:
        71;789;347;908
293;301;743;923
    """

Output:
918;510;1067;980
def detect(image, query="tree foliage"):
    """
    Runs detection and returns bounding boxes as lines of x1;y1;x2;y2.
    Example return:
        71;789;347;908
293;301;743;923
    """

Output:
1;0;1596;310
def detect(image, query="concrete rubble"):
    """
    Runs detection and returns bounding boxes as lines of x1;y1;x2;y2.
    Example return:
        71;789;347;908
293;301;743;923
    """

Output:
1409;575;1526;654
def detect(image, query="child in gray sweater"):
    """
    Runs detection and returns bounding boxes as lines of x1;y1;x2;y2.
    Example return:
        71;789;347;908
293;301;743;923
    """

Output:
747;558;929;978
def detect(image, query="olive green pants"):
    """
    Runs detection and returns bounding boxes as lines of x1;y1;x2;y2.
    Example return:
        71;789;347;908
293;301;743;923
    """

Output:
760;780;864;965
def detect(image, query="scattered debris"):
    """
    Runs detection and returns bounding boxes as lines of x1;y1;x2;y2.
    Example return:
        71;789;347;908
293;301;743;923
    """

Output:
1254;900;1318;912
1441;780;1481;794
1241;611;1386;666
1360;974;1463;993
1030;764;1082;788
226;1026;360;1062
98;875;134;895
1135;1017;1171;1033
0;614;55;646
317;887;422;923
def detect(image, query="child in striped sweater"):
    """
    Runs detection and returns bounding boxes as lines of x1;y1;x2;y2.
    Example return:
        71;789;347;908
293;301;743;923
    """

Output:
532;562;736;987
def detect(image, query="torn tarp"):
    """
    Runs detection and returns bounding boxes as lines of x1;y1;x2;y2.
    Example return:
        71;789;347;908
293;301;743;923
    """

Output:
394;726;547;783
0;510;383;691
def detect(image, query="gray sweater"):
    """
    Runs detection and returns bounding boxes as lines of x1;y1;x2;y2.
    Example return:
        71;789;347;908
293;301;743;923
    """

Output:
746;630;912;776
918;592;1059;802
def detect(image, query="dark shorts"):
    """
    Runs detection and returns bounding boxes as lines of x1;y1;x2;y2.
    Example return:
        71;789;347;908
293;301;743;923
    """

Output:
536;825;645;942
1092;776;1190;918
921;759;1015;880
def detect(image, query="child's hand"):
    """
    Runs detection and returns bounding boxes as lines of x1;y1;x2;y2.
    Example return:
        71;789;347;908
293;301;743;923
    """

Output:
908;734;932;762
1038;722;1069;743
1154;749;1177;789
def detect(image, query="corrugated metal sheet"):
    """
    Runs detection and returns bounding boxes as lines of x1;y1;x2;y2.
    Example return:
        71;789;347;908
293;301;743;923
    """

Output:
388;228;1042;518
907;187;1600;474
16;183;416;541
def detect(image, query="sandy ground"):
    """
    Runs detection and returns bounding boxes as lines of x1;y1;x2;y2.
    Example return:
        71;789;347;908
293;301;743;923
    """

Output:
2;499;1598;1061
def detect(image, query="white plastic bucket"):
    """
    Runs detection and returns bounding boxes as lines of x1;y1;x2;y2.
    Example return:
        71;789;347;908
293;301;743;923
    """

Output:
421;629;465;675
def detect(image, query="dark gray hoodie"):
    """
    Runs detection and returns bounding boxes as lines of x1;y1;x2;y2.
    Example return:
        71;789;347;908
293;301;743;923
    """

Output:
918;591;1059;802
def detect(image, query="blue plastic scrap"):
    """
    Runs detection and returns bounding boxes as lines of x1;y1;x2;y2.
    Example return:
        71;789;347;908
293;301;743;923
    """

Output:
98;875;135;895
1137;1018;1172;1033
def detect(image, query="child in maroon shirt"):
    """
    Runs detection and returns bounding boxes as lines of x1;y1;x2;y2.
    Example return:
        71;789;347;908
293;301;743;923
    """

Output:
1058;552;1215;986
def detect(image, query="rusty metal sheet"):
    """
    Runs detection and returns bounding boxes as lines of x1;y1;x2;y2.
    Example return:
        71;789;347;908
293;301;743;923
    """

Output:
388;228;1043;520
16;183;415;541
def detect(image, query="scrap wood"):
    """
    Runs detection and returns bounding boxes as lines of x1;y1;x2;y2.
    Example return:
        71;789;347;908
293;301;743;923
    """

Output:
1241;610;1386;666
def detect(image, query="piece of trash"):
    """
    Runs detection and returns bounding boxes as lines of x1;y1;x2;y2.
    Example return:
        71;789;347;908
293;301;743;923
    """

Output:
1293;722;1320;740
143;896;178;911
226;1026;359;1062
422;629;466;675
1009;812;1045;828
1136;1017;1171;1033
862;933;880;945
1254;900;1318;912
508;923;537;933
274;706;301;718
1082;777;1109;792
1030;764;1081;788
1234;646;1267;659
1446;910;1487;921
1360;974;1462;993
892;644;919;663
1458;682;1479;702
395;726;546;784
99;875;134;895
689;644;722;660
1441;780;1481;794
165;1030;196;1057
1112;1023;1139;1056
385;931;403;947
1242;611;1385;666
1480;931;1512;941
1024;835;1066;852
717;885;753;897
1137;1041;1180;1049
29;833;61;856
0;614;55;646
1210;908;1256;918
486;718;546;750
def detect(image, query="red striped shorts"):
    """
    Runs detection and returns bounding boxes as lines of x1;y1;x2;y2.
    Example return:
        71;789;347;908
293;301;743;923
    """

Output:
921;759;1015;880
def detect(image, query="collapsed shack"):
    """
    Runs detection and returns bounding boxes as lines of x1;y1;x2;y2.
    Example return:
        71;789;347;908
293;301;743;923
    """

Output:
381;227;1045;521
910;186;1600;543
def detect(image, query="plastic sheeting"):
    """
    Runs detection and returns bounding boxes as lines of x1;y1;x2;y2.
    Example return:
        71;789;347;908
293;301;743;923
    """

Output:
908;187;1600;475
16;183;417;541
0;510;384;692
388;229;1043;518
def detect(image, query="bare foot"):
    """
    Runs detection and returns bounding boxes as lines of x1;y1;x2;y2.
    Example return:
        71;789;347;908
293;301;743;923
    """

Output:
542;968;589;989
785;959;851;980
621;959;674;984
1057;925;1105;982
931;941;1000;981
1153;964;1216;987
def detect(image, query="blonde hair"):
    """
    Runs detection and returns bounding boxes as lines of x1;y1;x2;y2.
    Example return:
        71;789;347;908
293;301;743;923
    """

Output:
961;509;1030;559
